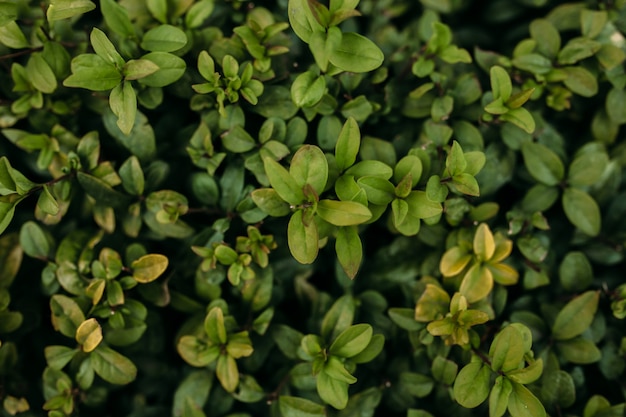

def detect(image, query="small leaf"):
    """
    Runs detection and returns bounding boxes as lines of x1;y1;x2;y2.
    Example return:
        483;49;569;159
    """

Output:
317;368;349;409
490;66;512;101
131;254;168;283
562;188;601;237
75;318;103;353
141;25;187;52
489;325;526;372
90;28;124;67
563;66;598;97
335;117;360;172
287;210;318;264
216;353;239;392
329;32;384;73
263;157;305;205
279;396;326;417
329;323;372;358
204;307;227;345
335;226;362;279
291;71;326;108
500;107;535;134
47;0;96;21
507;382;546;417
26;53;58;94
317;199;371;226
109;81;137;135
552;290;599;340
454;361;491;408
489;376;513;417
290;145;328;196
557;337;601;364
506;358;543;384
91;345;137;385
521;142;564;186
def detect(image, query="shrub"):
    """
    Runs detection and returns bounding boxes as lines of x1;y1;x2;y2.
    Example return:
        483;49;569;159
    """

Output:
1;0;626;416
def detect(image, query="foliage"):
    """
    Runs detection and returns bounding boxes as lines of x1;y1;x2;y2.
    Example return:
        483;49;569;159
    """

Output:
1;0;626;416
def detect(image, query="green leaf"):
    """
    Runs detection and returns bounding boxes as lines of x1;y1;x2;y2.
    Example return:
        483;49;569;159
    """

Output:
581;10;607;38
109;81;137;135
204;307;227;344
490;66;512;101
606;88;626;124
321;294;355;341
512;54;552;75
329;32;384;73
474;223;495;262
351;333;384;364
26;53;58;94
288;0;325;43
100;0;135;38
459;263;493;303
489;325;526;372
37;185;59;216
0;21;29;49
141;25;187;52
500;107;535;134
506;358;543;384
317;368;349;409
19;221;51;259
559;251;593;292
222;126;256;153
77;172;129;208
290;145;328;196
123;59;160;81
90;28;124;67
335;226;362;279
185;0;215;29
557;337;601;364
119;156;145;196
562;187;601;236
521;142;564;186
357;176;395;205
405;190;443;219
507;382;546;417
47;0;96;21
63;54;121;91
103;109;156;162
172;370;212;417
558;37;601;65
216;353;238;392
563;66;598;97
75;318;103;352
291;71;326;108
279;396;326;417
288;210;318;264
50;294;85;338
263;157;304;205
529;19;560;59
44;345;78;370
317;199;371;226
567;151;608;187
453;361;490;408
335;117;360;172
329;323;372;358
131;254;168;283
489;376;513;417
139;52;186;87
552;290;599;340
91;345;137;385
452;173;480;196
251;188;290;216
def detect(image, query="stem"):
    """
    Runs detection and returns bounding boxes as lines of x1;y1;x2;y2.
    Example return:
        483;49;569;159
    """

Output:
266;371;292;403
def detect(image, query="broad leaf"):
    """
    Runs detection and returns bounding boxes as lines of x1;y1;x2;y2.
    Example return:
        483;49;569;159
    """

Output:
562;187;601;236
91;345;137;385
552;290;599;340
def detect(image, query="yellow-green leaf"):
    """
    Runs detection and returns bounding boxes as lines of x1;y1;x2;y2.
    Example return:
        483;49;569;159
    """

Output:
131;254;168;283
75;318;103;353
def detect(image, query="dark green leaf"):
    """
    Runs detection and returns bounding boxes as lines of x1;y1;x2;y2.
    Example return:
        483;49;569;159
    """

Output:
552;290;599;340
562;187;601;236
91;345;137;385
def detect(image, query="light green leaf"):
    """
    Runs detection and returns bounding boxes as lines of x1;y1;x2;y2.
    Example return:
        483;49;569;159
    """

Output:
64;54;121;91
91;345;137;385
50;294;85;338
250;188;291;217
329;323;372;358
119;156;145;196
500;107;535;134
26;53;58;94
44;345;78;370
507;382;546;417
131;254;168;283
37;185;59;216
562;187;601;236
489;325;526;372
47;0;96;21
521;142;564;186
263;157;304;205
506;358;543;384
288;210;318;264
334;117;360;172
453;361;490;408
489;376;513;417
317;369;349;409
288;0;325;43
563;66;598;97
123;59;160;80
100;0;135;38
216;353;239;392
222;126;256;153
90;28;124;67
490;66;512;101
567;151;608;187
552;290;599;340
290;145;328;195
329;32;384;73
0;21;29;49
141;25;188;52
19;221;51;259
138;52;186;87
109;81;137;135
529;19;560;59
291;71;326;108
317;199;371;226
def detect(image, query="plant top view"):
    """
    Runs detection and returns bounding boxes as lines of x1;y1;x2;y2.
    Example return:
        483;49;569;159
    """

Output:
1;0;626;416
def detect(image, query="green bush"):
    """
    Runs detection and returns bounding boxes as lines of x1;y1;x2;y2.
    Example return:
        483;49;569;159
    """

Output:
1;0;626;416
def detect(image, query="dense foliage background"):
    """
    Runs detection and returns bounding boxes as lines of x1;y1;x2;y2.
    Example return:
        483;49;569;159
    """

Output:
1;0;626;416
